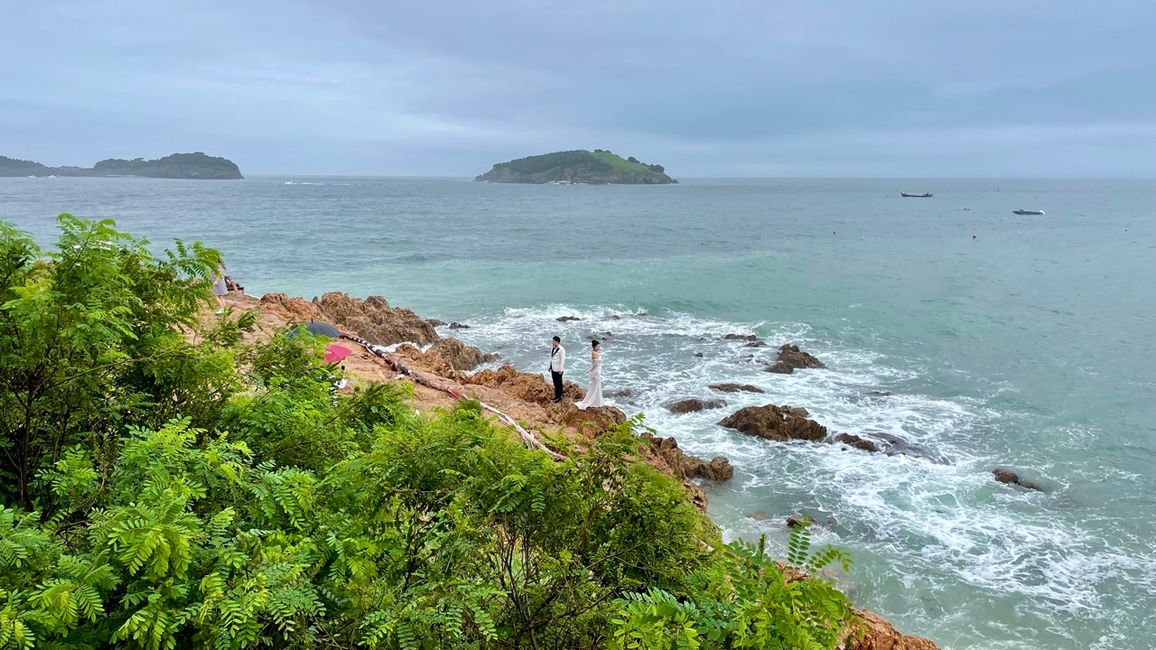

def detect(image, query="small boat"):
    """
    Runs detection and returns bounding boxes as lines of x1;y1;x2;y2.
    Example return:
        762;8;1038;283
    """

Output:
1012;209;1045;216
900;192;933;198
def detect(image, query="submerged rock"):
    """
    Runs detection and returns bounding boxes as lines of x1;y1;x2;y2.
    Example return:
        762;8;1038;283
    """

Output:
776;344;826;370
709;383;766;394
745;340;768;348
992;468;1042;491
667;398;727;414
718;404;828;442
724;333;759;342
605;388;634;399
448;321;470;329
873;433;950;464
640;433;734;482
556;316;581;322
786;515;808;529
832;433;880;453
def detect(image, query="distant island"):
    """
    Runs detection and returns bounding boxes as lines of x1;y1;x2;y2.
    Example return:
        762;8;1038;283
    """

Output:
0;152;243;179
476;149;677;184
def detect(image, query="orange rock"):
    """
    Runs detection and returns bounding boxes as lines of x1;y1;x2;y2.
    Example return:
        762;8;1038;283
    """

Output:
639;433;733;481
461;364;583;406
549;402;627;436
313;292;439;346
260;292;323;321
718;404;828;442
844;610;938;650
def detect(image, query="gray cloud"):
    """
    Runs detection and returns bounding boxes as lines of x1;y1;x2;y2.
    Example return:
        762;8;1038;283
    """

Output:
1;0;1154;176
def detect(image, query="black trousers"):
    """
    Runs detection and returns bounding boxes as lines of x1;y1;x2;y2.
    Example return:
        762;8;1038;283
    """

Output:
551;371;564;401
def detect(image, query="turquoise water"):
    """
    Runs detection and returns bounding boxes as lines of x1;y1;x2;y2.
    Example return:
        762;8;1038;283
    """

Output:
3;176;1154;649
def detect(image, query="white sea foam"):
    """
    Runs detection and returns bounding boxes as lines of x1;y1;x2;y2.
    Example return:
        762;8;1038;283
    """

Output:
447;303;1156;647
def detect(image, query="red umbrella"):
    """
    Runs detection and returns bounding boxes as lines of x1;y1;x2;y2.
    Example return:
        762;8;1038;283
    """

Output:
324;344;352;364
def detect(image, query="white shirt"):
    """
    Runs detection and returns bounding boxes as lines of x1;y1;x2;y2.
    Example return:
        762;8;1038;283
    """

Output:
550;344;566;372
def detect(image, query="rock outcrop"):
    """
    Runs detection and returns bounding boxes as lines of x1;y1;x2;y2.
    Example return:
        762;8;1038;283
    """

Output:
766;344;826;374
313;292;439;346
548;402;627;436
833;433;880;453
992;468;1042;491
640;433;733;482
777;344;826;369
845;610;938;650
724;334;759;342
423;338;495;372
667;398;727;414
260;292;322;322
709;383;766;394
448;321;470;329
719;404;828;442
461;364;584;406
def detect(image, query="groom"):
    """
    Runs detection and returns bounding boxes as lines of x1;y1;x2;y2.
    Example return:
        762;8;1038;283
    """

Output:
549;335;565;403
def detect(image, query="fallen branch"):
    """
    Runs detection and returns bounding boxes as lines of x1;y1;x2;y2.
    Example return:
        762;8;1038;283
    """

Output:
342;334;564;461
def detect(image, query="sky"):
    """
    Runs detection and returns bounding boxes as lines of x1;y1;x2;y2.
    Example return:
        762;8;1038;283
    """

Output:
2;0;1155;177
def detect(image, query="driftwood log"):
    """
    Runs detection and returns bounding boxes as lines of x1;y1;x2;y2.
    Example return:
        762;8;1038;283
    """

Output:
343;334;564;461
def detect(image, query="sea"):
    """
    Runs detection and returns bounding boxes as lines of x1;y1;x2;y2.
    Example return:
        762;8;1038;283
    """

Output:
2;176;1154;649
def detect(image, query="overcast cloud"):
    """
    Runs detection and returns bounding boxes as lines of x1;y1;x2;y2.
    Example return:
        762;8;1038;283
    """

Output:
2;0;1154;177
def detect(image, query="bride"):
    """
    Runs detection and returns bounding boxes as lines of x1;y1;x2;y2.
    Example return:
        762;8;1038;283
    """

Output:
576;340;604;409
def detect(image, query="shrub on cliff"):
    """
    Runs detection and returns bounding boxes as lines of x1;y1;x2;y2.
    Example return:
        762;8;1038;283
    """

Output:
0;217;854;649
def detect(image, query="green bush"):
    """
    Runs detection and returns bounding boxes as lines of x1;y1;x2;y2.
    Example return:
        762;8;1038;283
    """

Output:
0;217;855;649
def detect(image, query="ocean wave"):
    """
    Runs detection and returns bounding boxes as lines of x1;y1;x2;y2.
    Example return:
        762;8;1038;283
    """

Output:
444;302;1156;647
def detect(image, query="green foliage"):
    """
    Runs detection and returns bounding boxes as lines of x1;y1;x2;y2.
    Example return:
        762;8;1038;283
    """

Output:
476;150;677;184
608;529;855;650
786;517;852;575
0;215;250;507
91;153;243;180
0;217;856;648
0;153;243;179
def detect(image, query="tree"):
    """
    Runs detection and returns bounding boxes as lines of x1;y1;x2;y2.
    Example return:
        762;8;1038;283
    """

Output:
0;217;856;649
0;215;243;506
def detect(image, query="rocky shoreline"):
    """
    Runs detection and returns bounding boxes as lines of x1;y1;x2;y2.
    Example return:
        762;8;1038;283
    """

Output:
224;290;937;649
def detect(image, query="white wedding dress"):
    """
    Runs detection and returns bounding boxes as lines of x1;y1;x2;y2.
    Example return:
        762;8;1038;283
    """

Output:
576;350;604;409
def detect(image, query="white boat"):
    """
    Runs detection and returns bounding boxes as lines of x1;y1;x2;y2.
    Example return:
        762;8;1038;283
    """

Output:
1012;209;1045;216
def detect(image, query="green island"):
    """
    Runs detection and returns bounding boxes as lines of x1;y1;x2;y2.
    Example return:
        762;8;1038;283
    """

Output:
0;152;243;179
0;216;931;650
476;150;677;184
